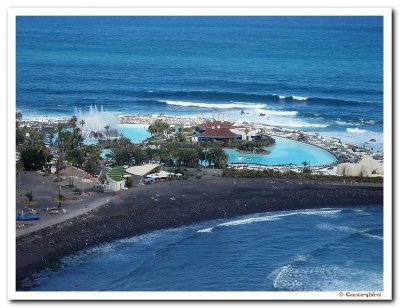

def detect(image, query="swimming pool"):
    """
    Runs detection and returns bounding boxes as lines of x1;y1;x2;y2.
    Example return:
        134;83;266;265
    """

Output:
84;124;151;145
116;124;151;143
225;136;337;166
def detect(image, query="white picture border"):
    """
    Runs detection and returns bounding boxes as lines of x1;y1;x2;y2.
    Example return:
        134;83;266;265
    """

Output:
7;7;392;301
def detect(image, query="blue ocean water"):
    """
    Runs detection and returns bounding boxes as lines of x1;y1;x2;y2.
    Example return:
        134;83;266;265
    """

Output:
16;16;384;151
28;206;383;291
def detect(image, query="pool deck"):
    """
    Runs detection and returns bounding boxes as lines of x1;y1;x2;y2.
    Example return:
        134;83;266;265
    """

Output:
256;125;382;163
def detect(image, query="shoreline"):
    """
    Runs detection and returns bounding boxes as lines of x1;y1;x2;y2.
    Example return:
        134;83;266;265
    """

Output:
20;113;384;164
16;177;383;290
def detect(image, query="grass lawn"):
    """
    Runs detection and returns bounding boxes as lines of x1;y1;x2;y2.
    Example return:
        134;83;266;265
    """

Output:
107;166;127;182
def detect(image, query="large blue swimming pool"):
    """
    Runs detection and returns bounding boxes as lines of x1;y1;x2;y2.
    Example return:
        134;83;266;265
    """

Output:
225;136;337;166
84;124;151;145
93;125;336;167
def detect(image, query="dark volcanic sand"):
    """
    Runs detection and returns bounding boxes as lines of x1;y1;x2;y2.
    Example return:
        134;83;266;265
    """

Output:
16;177;383;290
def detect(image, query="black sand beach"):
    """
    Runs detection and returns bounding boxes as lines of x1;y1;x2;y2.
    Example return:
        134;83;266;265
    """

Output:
16;177;383;290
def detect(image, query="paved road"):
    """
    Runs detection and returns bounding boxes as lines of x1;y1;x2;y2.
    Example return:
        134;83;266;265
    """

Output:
16;194;111;237
15;169;112;237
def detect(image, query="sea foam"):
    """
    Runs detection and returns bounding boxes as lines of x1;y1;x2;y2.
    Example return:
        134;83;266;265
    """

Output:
346;127;367;134
292;96;308;101
272;264;383;291
164;100;266;109
256;109;298;116
197;209;341;233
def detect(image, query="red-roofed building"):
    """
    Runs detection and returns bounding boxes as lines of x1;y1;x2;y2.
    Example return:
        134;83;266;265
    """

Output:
198;120;235;131
198;127;241;142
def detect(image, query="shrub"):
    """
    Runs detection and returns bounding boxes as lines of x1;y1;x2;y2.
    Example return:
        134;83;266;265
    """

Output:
25;191;33;202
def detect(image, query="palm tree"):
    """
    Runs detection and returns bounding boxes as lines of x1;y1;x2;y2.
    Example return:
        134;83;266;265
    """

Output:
28;128;37;148
147;124;157;139
85;145;101;176
244;127;250;141
35;143;52;169
55;123;67;196
115;136;132;148
79;119;85;130
156;121;171;139
210;147;228;168
69;116;78;129
78;119;86;148
147;120;170;140
104;125;110;141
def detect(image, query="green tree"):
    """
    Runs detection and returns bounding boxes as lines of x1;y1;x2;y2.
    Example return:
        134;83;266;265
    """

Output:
16;130;25;145
66;149;85;186
209;147;228;168
69;115;78;129
25;191;33;202
244;128;250;141
85;145;102;175
104;125;111;141
110;148;130;166
198;148;209;167
147;124;157;139
79;119;86;148
19;148;46;170
115;136;132;148
157;147;174;165
79;119;85;129
27;128;44;148
35;143;52;170
147;120;170;140
302;161;312;174
129;145;146;165
174;132;186;142
145;147;157;163
175;148;198;168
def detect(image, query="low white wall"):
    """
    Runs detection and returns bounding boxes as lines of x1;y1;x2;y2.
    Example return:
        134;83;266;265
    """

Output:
106;174;126;191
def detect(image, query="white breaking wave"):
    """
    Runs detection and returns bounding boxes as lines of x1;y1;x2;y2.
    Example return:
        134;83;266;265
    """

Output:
197;209;341;233
292;96;308;101
217;216;282;228
164;100;266;109
361;232;383;240
279;122;329;128
346;127;367;134
335;120;359;126
276;95;308;101
256;109;298;116
300;209;342;217
272;264;383;291
316;223;382;240
316;223;357;233
293;254;311;262
197;227;213;233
